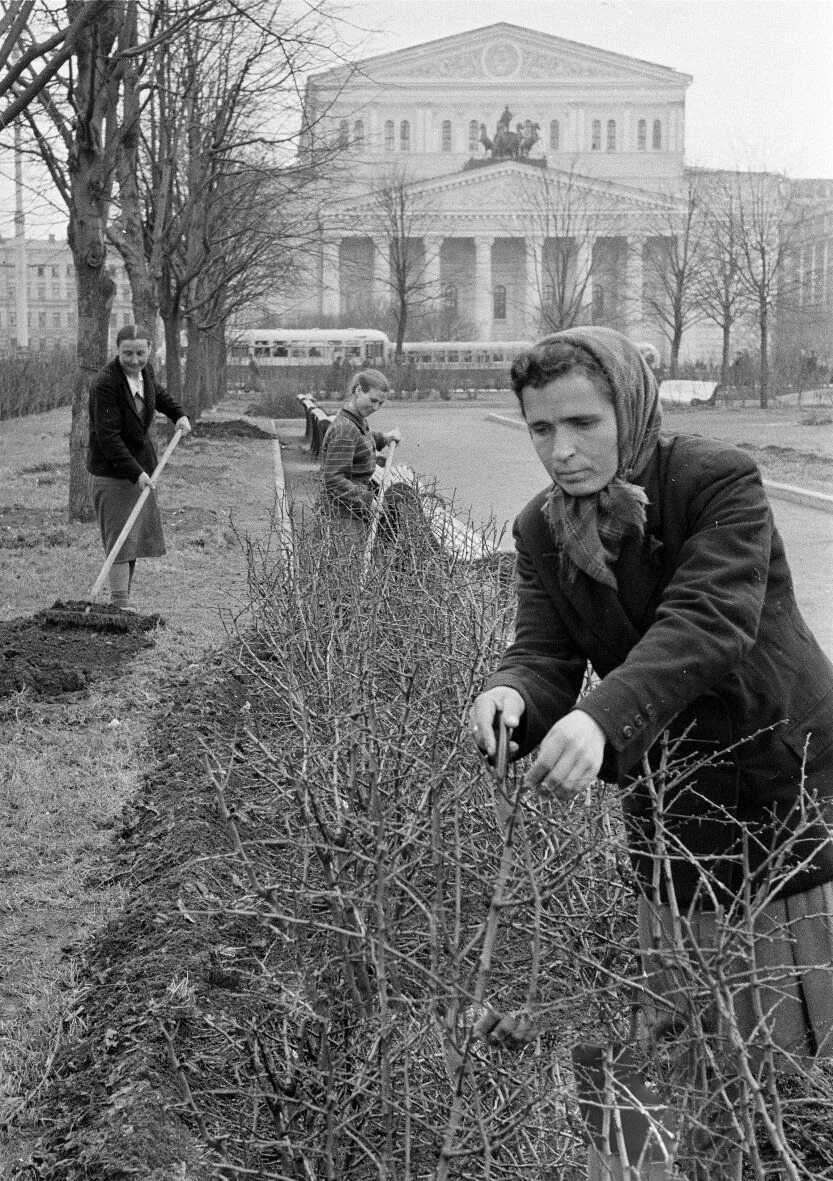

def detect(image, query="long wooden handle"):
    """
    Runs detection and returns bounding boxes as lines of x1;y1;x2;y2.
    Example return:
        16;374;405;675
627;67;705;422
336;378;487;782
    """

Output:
89;427;183;600
361;439;398;579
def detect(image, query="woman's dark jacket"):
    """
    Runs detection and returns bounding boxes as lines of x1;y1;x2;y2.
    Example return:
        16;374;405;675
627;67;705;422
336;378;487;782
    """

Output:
87;358;185;484
487;433;833;906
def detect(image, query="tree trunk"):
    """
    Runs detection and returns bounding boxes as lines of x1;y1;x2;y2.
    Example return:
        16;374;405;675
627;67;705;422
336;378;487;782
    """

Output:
669;323;682;379
720;320;732;388
65;0;123;521
68;254;115;521
759;305;769;409
183;316;204;421
162;309;184;404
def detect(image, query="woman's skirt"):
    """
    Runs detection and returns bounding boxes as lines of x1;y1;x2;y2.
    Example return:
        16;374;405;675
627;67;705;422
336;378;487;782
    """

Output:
638;882;833;1061
91;475;166;562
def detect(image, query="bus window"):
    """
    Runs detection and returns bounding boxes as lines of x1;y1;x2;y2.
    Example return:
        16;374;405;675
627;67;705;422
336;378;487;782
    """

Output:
347;346;361;358
463;351;473;363
309;347;322;357
420;353;431;364
272;345;289;357
291;348;307;358
447;351;459;363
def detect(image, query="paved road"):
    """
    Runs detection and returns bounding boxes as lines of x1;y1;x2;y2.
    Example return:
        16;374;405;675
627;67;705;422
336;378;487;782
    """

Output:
375;402;833;658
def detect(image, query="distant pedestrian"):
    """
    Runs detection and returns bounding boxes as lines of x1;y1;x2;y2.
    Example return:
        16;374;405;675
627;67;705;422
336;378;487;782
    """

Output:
87;324;191;609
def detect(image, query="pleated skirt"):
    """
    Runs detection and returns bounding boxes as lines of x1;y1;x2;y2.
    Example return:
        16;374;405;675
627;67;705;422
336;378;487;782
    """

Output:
638;881;833;1062
91;475;166;563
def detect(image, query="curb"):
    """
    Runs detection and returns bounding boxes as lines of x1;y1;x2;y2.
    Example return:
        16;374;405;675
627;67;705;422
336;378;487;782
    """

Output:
485;414;833;515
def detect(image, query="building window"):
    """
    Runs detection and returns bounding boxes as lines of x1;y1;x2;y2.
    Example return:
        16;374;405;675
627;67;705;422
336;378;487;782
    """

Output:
469;119;479;152
353;119;364;145
384;120;394;150
38;311;46;328
652;119;662;150
400;120;410;151
543;282;554;306
52;312;61;328
493;284;506;320
606;119;616;151
37;284;45;300
637;119;647;151
338;120;349;148
441;120;452;152
37;265;45;277
591;119;601;151
66;264;73;278
550;119;560;150
444;284;458;311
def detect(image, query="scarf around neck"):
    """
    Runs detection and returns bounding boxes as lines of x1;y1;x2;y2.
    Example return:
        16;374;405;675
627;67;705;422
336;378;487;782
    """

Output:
534;327;663;590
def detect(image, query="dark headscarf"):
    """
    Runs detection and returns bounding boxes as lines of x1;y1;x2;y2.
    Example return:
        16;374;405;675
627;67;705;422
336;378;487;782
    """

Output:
525;327;663;590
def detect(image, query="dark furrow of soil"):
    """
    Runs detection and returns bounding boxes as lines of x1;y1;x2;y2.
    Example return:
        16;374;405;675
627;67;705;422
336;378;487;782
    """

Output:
0;614;156;701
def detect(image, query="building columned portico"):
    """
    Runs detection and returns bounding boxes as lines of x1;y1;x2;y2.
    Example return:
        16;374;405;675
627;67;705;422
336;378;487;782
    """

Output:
319;219;656;341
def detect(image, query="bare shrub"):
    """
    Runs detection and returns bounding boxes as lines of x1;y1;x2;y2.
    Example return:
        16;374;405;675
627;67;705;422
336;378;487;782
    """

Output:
165;502;833;1178
0;349;78;420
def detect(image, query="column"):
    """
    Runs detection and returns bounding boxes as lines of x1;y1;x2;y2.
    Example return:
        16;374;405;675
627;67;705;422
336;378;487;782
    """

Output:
574;237;594;323
626;234;645;339
525;236;543;334
321;237;340;319
474;234;494;339
422;235;442;300
372;239;389;307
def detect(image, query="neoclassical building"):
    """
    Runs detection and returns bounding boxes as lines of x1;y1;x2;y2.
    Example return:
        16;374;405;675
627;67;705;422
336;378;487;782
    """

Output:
300;22;693;345
295;22;831;360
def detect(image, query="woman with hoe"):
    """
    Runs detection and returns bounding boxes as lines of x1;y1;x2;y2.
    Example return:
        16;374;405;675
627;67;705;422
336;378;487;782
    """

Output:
469;327;833;1178
320;368;401;558
87;324;191;610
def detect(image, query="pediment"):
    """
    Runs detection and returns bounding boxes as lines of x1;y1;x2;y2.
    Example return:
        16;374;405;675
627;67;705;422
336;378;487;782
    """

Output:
312;22;691;89
330;162;677;222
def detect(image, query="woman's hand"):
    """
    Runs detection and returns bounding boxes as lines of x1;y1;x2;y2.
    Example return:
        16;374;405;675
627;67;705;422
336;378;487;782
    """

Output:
523;710;606;801
175;416;192;437
137;471;153;490
469;687;525;760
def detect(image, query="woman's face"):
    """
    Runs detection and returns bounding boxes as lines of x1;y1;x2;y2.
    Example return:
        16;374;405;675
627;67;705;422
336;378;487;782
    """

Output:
353;388;387;418
522;370;619;496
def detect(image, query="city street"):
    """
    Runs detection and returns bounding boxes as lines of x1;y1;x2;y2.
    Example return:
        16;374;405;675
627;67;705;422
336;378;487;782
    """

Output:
375;401;833;657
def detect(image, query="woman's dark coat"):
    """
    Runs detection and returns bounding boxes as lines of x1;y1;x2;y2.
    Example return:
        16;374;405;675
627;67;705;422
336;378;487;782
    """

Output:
87;357;185;483
487;433;833;906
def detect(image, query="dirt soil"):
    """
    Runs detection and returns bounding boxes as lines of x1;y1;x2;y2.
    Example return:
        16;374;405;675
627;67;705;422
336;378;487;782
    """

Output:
0;611;155;701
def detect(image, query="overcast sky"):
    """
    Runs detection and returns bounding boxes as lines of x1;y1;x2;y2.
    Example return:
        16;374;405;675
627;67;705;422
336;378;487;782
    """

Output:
3;0;831;239
339;0;833;177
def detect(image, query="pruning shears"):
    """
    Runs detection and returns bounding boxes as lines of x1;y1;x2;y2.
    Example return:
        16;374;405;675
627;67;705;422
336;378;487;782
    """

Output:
488;708;512;783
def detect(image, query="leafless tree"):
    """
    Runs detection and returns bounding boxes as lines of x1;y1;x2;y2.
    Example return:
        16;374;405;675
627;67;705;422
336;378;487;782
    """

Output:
517;162;600;333
370;169;442;361
690;172;753;386
10;0;215;518
113;0;343;414
640;177;705;378
729;167;805;407
0;0;110;129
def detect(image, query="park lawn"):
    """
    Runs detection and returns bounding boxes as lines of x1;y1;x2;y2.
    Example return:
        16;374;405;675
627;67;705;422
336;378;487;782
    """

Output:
0;400;279;1171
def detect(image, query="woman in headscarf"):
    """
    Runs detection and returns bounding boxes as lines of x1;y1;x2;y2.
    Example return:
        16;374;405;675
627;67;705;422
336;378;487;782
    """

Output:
320;368;401;557
469;327;833;1177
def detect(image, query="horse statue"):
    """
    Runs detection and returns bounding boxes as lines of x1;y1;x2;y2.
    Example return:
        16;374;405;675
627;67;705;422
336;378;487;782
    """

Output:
518;119;541;158
475;109;539;162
